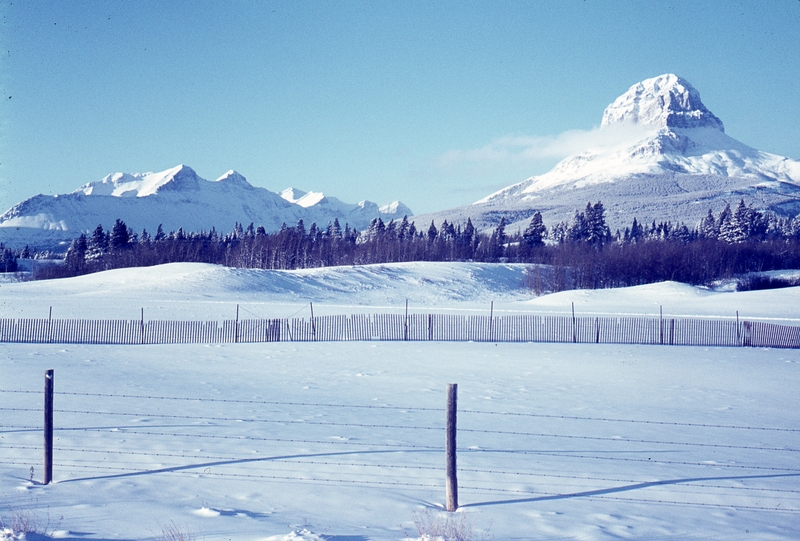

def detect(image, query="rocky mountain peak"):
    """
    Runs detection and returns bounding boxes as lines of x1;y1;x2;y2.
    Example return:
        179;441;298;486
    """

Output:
601;74;724;132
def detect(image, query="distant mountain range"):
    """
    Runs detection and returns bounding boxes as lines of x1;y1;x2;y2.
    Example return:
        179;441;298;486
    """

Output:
4;74;800;251
0;165;411;250
415;74;800;232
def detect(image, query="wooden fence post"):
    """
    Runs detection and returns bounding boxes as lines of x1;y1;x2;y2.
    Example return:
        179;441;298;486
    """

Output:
310;302;317;341
47;307;52;343
44;369;54;485
235;304;240;343
404;299;409;341
659;306;664;345
595;317;599;343
736;311;741;346
446;383;458;512
489;301;494;342
571;302;576;343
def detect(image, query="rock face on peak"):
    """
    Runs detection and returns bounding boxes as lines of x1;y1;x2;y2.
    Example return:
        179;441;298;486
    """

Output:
75;164;202;198
601;74;724;131
0;166;412;250
214;170;250;186
414;75;800;234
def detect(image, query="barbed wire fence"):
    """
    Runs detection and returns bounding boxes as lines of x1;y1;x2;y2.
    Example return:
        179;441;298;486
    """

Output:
2;381;800;515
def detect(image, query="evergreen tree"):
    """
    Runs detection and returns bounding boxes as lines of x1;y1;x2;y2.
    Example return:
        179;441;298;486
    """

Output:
523;211;547;246
790;214;800;241
728;199;752;243
550;221;568;244
671;223;691;244
629;217;645;243
308;222;319;241
232;222;244;238
385;219;397;241
586;201;610;246
87;224;108;260
65;234;88;272
397;216;409;241
718;203;739;243
427;221;438;243
698;209;718;239
489;217;507;260
460;218;476;259
110;219;130;251
494;217;507;245
1;247;17;272
567;210;588;243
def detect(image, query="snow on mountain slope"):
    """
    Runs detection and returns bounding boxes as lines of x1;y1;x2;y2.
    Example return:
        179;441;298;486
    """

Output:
76;164;203;197
416;74;800;233
280;187;325;208
280;187;413;225
479;74;800;203
0;166;301;244
0;166;412;249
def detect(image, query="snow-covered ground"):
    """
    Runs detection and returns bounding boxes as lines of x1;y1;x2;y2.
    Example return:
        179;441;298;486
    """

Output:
1;262;799;540
2;262;799;323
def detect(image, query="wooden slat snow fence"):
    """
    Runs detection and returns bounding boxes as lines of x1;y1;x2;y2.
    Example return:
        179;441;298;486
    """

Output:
0;314;798;348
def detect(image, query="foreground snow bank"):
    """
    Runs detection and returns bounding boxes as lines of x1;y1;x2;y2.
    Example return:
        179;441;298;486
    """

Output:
2;340;798;540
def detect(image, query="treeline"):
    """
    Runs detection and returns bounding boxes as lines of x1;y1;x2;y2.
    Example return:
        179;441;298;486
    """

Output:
18;199;800;292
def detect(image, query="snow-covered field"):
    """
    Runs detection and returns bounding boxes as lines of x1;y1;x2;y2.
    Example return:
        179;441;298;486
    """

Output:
2;262;799;541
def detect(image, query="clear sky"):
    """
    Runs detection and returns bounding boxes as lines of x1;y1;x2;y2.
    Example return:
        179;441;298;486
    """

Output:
1;0;799;215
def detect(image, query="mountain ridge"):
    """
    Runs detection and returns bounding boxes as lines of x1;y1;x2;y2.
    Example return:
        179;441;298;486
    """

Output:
0;166;412;250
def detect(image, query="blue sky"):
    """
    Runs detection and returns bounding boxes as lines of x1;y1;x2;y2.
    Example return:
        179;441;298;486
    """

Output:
1;0;799;215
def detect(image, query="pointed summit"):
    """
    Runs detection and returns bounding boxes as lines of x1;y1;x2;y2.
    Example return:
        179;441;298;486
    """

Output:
438;74;800;233
215;170;251;187
601;74;724;131
279;187;308;204
136;164;200;196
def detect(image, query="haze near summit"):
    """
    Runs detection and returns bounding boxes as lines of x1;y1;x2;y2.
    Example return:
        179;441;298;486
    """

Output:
1;1;799;215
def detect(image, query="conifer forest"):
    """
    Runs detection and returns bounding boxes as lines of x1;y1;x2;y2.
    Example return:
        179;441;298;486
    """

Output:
6;200;800;293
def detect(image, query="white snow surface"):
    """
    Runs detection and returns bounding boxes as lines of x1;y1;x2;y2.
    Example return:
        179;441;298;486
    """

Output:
1;262;798;322
0;166;412;250
1;262;799;541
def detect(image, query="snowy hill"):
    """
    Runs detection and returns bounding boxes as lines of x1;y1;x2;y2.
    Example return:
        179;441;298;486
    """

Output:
0;165;412;250
417;74;800;232
2;261;798;323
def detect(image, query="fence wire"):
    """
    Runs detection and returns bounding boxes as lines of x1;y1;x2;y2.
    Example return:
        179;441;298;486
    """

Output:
2;388;799;515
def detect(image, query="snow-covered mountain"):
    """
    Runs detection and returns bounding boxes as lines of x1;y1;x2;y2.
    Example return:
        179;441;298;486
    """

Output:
418;74;800;232
0;165;411;249
279;186;412;220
